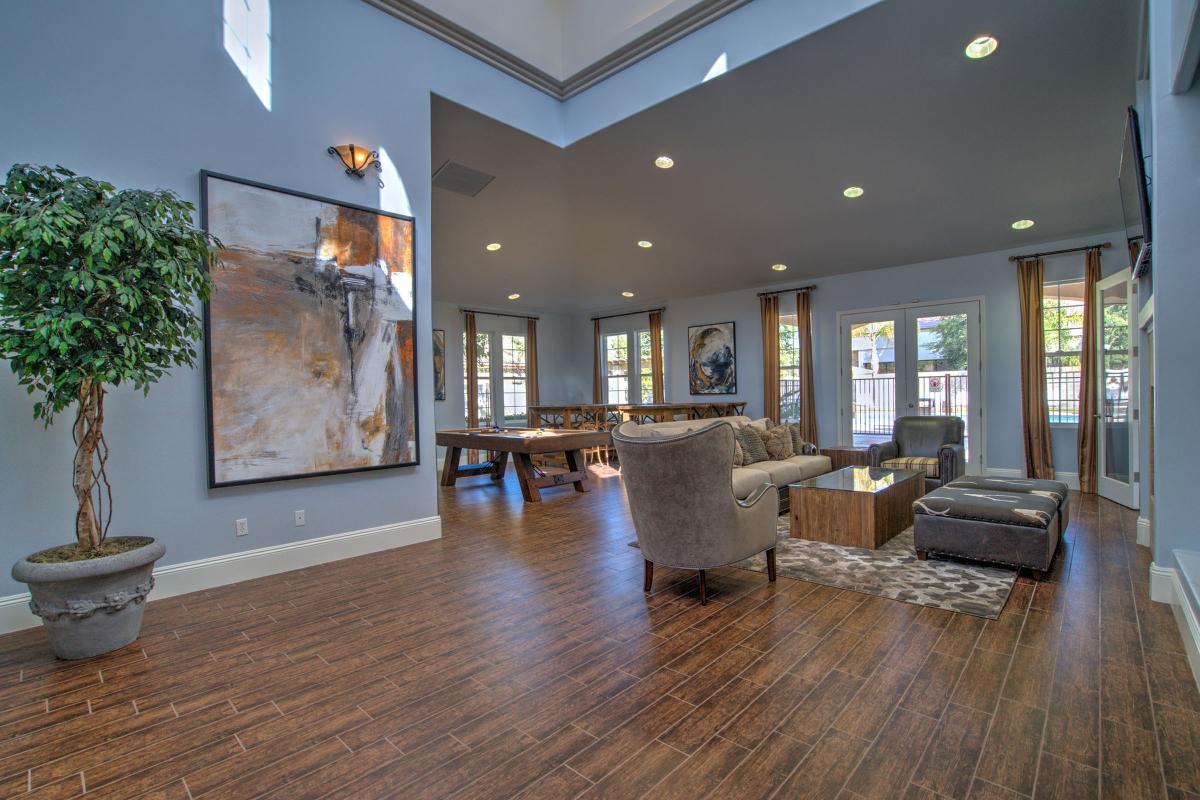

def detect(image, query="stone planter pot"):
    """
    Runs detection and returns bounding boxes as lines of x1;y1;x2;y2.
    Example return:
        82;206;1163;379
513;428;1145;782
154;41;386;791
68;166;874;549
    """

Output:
11;538;165;660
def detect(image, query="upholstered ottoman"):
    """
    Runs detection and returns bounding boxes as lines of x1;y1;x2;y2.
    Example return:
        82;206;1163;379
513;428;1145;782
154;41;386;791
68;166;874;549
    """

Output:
913;486;1062;573
943;476;1069;538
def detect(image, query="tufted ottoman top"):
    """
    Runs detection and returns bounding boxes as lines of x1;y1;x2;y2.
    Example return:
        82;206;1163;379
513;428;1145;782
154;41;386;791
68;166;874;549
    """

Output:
944;476;1068;506
914;487;1059;529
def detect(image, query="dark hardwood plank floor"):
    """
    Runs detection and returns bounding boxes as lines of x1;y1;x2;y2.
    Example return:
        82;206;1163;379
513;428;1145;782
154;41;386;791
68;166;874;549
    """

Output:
0;467;1196;799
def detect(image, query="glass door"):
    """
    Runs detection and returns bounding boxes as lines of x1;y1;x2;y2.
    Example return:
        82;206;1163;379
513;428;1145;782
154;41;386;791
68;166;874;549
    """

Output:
841;301;982;471
840;311;906;447
905;301;982;466
1096;272;1138;507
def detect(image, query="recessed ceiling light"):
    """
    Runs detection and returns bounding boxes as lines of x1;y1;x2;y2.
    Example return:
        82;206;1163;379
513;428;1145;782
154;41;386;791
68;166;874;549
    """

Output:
654;155;674;169
771;264;788;272
485;242;502;252
507;292;520;300
637;240;653;248
1011;219;1035;230
843;186;864;198
965;35;998;59
622;291;635;297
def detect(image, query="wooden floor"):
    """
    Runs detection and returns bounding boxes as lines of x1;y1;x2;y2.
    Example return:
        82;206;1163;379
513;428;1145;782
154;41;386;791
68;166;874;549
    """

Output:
0;468;1197;799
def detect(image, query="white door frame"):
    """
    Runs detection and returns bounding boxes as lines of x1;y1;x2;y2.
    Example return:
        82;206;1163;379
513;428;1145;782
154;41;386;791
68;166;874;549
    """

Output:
1095;271;1139;507
837;297;986;472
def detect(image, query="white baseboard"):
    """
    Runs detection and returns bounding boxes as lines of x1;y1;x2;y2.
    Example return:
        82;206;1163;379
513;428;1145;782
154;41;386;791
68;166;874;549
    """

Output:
983;467;1080;490
1149;561;1200;693
0;515;441;636
1137;516;1153;548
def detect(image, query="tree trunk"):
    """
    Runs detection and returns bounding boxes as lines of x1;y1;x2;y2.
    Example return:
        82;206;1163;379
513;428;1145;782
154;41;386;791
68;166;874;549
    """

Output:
72;380;104;551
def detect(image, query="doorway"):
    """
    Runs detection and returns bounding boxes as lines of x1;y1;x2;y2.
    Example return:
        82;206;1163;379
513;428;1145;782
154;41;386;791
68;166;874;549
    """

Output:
839;300;984;471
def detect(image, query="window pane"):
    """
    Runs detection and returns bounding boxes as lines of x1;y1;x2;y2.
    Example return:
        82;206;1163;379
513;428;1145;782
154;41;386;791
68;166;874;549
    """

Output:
607;376;628;405
475;333;492;424
501;335;527;423
1043;281;1085;423
605;334;628;377
638;330;653;374
640;374;654;404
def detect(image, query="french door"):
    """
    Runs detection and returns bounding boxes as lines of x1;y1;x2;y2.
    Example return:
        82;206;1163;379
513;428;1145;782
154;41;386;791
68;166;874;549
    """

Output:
1095;272;1138;507
839;300;983;472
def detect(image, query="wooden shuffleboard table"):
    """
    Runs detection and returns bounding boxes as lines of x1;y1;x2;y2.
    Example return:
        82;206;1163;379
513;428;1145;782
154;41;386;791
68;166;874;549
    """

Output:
436;427;612;503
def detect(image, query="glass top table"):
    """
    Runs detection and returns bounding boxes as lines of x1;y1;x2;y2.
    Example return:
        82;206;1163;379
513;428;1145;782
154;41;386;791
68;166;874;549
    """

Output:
787;466;926;549
791;465;924;493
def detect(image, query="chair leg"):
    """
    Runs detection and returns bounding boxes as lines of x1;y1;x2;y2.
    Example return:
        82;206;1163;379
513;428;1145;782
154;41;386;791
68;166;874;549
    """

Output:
698;569;708;605
916;549;928;561
766;548;777;582
643;560;654;593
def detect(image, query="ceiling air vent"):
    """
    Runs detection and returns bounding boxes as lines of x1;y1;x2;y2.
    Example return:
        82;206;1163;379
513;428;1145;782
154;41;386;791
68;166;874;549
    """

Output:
432;160;495;197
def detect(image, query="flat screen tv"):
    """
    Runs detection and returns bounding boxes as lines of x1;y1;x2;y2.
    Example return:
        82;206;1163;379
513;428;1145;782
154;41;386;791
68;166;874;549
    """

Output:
1119;106;1152;277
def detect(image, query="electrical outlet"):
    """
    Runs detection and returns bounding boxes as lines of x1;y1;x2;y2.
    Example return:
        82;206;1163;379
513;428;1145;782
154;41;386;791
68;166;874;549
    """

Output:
235;518;249;537
294;509;306;527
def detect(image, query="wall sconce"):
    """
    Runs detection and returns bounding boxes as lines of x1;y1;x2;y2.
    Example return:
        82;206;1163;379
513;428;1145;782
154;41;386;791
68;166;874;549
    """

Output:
328;144;383;186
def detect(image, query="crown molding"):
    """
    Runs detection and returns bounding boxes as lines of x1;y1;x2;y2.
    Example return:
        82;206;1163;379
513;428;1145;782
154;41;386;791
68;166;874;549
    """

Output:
362;0;752;100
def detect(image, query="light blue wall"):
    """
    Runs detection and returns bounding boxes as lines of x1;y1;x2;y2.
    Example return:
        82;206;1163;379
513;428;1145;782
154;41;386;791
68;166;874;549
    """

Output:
1148;0;1200;609
0;0;562;596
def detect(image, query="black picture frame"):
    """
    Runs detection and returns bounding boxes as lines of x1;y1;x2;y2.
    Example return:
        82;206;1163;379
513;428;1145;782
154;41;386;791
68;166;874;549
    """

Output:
687;320;737;395
200;170;420;488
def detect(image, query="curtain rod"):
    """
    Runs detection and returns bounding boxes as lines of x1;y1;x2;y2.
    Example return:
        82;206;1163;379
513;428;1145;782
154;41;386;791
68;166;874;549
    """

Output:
757;284;817;297
1008;241;1111;262
590;307;665;322
459;307;539;321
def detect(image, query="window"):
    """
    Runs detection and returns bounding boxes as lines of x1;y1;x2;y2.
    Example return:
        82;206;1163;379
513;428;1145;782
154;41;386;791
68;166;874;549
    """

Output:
605;333;629;404
604;330;665;404
466;332;493;424
464;331;525;426
501;335;527;424
779;314;801;422
638;331;655;404
1043;280;1085;424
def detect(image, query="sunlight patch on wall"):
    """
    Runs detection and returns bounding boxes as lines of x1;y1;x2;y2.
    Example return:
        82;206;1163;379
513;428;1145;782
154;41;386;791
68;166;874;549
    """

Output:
703;52;728;82
378;148;412;217
223;0;272;110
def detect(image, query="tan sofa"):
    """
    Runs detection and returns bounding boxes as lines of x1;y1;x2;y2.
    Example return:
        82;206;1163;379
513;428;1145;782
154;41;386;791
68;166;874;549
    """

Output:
616;416;832;510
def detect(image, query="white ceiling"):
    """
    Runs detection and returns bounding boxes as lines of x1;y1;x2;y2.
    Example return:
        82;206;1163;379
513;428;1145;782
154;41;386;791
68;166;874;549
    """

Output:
431;0;1140;313
412;0;708;79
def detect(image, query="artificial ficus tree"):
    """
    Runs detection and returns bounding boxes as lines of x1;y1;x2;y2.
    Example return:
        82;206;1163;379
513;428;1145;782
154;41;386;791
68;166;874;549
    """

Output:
0;165;219;553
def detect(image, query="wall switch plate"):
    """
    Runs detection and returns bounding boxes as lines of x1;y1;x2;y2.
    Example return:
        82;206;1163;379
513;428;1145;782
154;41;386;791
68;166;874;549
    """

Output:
235;518;249;537
294;510;306;527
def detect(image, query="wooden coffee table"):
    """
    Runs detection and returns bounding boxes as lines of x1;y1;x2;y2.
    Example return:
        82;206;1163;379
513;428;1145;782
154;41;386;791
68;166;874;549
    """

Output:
789;466;924;549
436;427;611;503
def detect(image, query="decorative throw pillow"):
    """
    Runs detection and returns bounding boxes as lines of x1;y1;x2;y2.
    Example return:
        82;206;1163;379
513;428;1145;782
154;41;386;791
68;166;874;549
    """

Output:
759;425;794;460
736;425;769;464
733;439;744;467
787;423;810;455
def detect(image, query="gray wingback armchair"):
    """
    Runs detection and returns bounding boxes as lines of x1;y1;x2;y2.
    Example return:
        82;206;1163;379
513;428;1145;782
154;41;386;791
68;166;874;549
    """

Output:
867;415;966;492
612;421;778;604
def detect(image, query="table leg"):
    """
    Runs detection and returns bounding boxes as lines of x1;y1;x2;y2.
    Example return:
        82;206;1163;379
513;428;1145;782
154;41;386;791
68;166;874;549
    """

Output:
491;451;509;481
565;449;589;493
440;446;462;486
514;452;541;502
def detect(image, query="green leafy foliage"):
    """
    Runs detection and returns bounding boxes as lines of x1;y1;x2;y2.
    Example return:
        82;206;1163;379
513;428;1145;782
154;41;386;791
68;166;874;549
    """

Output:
0;164;219;424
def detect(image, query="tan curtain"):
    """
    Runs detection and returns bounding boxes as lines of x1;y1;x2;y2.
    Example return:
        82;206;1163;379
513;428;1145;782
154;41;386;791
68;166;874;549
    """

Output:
796;290;818;446
592;319;603;403
1017;258;1054;479
1077;247;1101;493
464;311;479;462
649;310;665;403
760;294;781;424
526;317;540;409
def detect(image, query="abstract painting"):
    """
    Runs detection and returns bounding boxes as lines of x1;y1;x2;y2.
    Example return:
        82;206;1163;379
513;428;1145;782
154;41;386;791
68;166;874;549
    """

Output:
202;172;418;487
688;321;736;394
432;329;446;401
